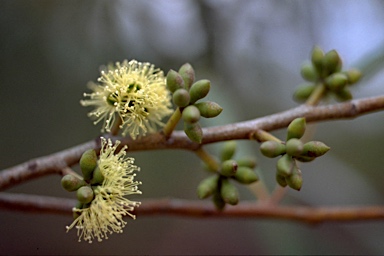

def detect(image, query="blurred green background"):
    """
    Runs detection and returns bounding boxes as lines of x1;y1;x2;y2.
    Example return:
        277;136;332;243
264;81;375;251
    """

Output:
1;0;384;254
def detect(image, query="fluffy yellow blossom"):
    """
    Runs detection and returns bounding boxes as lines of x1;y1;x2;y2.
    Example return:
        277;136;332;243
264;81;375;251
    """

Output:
66;137;141;243
81;60;173;139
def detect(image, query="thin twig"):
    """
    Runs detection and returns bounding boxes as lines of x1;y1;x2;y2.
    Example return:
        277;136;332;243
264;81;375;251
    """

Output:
1;95;384;191
1;193;384;224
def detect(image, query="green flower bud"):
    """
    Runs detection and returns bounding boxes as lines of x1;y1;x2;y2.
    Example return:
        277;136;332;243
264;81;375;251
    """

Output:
311;46;325;74
276;154;295;177
189;79;211;104
295;155;316;162
286;167;303;191
293;84;317;102
220;159;238;177
166;69;185;93
90;166;104;185
182;105;200;124
173;88;190;107
178;63;195;90
286;117;306;140
276;173;287;187
76;186;94;204
213;190;226;211
184;122;203;143
335;87;353;102
197;175;219;199
323;50;342;75
286;138;304;157
325;73;348;91
220;178;239;205
194;101;223;118
234;166;259;184
260;141;286;158
220;140;237;162
300;62;318;81
236;156;257;169
344;68;362;84
61;174;87;192
302;141;330;158
80;149;98;182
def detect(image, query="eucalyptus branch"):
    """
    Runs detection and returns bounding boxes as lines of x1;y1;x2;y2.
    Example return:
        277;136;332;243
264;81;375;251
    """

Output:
1;192;384;224
1;95;384;191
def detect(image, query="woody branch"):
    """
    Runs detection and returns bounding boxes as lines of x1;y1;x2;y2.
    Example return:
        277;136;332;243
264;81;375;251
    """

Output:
1;193;384;224
0;94;384;191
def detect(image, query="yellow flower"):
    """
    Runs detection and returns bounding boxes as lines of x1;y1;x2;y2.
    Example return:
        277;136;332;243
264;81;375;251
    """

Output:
81;60;173;139
66;137;141;243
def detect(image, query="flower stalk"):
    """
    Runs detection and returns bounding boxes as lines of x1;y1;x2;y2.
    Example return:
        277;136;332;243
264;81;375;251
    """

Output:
162;107;182;137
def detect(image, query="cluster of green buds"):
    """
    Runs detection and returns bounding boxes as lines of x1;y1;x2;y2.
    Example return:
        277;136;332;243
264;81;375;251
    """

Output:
197;141;258;210
294;46;362;102
259;118;330;190
166;63;223;143
61;149;102;215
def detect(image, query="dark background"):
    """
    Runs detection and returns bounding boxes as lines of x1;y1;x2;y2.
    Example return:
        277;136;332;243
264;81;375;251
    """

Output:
1;0;384;254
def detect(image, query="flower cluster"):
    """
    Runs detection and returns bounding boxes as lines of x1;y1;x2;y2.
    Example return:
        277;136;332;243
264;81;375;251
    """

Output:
81;60;173;139
259;118;330;191
64;137;141;243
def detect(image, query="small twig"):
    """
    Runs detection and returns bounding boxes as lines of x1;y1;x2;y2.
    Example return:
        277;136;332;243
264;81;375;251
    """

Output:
250;129;282;143
194;147;220;172
1;193;384;224
305;83;326;106
162;107;182;137
267;185;288;205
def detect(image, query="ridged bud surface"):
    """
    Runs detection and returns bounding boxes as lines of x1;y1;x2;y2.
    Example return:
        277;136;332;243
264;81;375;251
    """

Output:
220;179;239;205
194;101;223;118
300;62;318;81
311;46;324;74
189;79;211;104
182;105;200;124
293;84;316;102
287;117;306;140
220;140;237;162
286;168;303;191
276;154;294;177
345;68;362;84
302;141;330;157
260;141;286;158
76;186;94;204
326;73;348;91
286;138;304;157
197;175;218;199
90;166;104;185
220;159;238;177
234;166;259;184
172;88;190;107
178;63;195;90
80;149;97;182
323;50;342;75
61;174;87;192
184;122;203;143
166;69;184;93
236;156;257;169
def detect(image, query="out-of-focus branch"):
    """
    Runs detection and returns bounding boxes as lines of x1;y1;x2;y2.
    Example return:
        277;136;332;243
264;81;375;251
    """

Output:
1;95;384;191
1;193;384;224
0;140;98;191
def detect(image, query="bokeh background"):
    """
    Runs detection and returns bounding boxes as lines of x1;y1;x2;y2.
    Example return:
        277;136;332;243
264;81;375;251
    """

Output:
1;0;384;254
